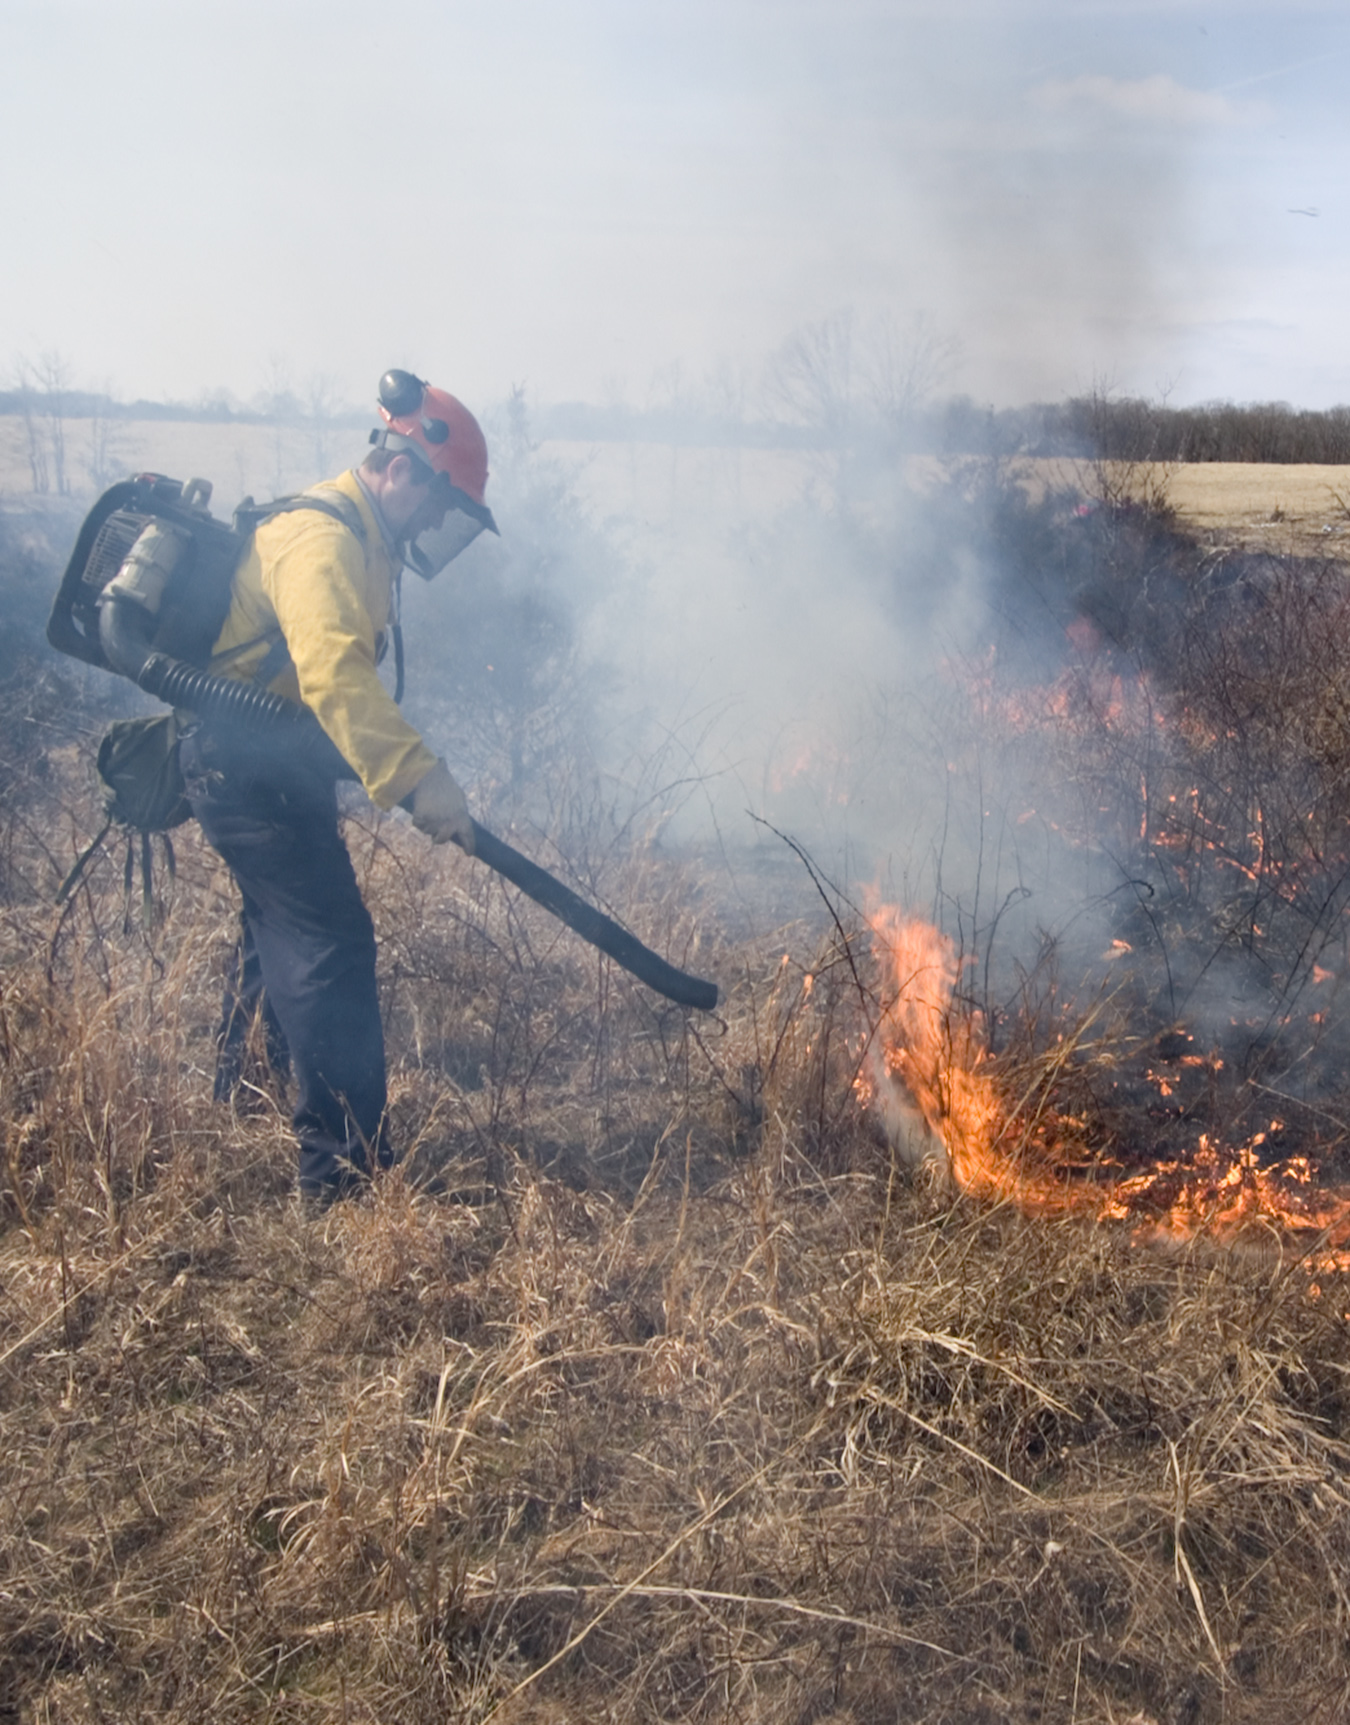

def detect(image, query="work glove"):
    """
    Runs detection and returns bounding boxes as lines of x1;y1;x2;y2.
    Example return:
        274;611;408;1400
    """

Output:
410;759;475;853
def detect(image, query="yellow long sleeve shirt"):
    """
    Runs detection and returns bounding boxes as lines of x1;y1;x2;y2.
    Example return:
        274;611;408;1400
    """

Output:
208;470;438;809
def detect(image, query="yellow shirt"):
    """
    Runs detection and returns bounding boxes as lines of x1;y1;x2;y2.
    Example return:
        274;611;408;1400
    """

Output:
209;470;438;809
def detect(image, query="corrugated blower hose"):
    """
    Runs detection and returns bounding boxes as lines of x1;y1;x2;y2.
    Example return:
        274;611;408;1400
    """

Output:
107;623;719;1013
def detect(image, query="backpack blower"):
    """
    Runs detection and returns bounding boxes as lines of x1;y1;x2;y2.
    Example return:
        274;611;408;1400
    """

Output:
48;471;718;1011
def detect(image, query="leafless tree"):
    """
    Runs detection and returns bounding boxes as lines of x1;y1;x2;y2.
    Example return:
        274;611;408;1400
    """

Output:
10;351;79;494
34;351;72;495
864;311;960;445
84;386;138;491
1079;376;1176;516
504;382;536;465
762;311;855;445
647;359;693;419
11;358;49;493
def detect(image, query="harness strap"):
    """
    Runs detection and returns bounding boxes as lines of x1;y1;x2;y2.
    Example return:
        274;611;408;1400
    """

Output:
122;835;137;934
392;569;405;704
55;819;114;904
140;831;154;929
221;490;404;703
251;633;294;689
259;489;368;542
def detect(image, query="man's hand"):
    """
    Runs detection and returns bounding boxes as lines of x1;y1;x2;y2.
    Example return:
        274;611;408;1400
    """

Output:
410;759;475;852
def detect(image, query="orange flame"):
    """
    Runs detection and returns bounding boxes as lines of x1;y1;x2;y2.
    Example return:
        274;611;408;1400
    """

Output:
861;908;1095;1213
861;906;1350;1262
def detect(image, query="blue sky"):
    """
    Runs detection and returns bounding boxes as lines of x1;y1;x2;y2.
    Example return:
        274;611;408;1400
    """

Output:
2;0;1347;410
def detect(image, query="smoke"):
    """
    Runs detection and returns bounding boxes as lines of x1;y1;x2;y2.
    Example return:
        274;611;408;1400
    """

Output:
6;3;1339;407
11;0;1346;1101
410;364;1333;1124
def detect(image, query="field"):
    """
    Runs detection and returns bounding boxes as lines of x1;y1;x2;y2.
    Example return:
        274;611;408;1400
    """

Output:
1031;458;1350;556
4;424;1350;1722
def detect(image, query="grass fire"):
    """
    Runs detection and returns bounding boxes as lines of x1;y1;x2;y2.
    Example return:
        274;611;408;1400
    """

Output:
862;905;1350;1260
5;432;1350;1725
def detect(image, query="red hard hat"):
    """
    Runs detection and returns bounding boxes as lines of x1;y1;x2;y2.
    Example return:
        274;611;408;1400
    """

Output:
374;370;497;536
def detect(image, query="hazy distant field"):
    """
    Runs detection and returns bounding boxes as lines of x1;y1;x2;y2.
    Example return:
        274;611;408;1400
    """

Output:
0;413;824;524
7;411;1350;554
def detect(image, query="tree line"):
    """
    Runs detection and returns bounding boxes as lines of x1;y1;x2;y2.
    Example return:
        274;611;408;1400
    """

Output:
543;392;1350;464
8;323;1350;484
987;395;1350;465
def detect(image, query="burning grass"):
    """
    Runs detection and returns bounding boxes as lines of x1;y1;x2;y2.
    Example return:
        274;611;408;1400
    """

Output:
861;905;1350;1259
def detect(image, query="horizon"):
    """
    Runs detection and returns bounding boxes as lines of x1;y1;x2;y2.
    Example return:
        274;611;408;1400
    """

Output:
6;377;1350;428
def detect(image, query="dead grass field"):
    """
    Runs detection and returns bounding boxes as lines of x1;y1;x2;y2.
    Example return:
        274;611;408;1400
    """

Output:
1143;460;1350;549
6;424;1350;1720
1;740;1348;1723
1034;458;1350;556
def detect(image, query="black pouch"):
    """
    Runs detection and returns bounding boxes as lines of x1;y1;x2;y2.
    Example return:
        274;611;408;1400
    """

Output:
96;714;192;833
56;715;191;921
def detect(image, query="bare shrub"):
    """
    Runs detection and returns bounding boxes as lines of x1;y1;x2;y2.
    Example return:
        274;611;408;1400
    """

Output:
763;311;856;447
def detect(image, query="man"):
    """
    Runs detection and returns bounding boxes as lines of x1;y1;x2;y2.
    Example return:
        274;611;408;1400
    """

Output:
180;371;497;1205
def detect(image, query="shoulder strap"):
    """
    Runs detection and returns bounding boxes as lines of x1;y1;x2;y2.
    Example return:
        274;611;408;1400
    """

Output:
235;486;369;545
232;486;407;705
227;487;375;688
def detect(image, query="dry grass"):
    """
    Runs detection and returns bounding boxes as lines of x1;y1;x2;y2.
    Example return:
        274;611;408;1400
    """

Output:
2;750;1350;1724
10;444;1350;1717
1023;458;1350;556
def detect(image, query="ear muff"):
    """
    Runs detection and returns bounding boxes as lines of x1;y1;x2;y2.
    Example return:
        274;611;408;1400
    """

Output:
378;370;426;418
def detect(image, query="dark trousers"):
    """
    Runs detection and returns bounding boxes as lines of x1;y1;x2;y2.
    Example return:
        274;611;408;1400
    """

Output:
214;913;291;1102
181;726;391;1196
